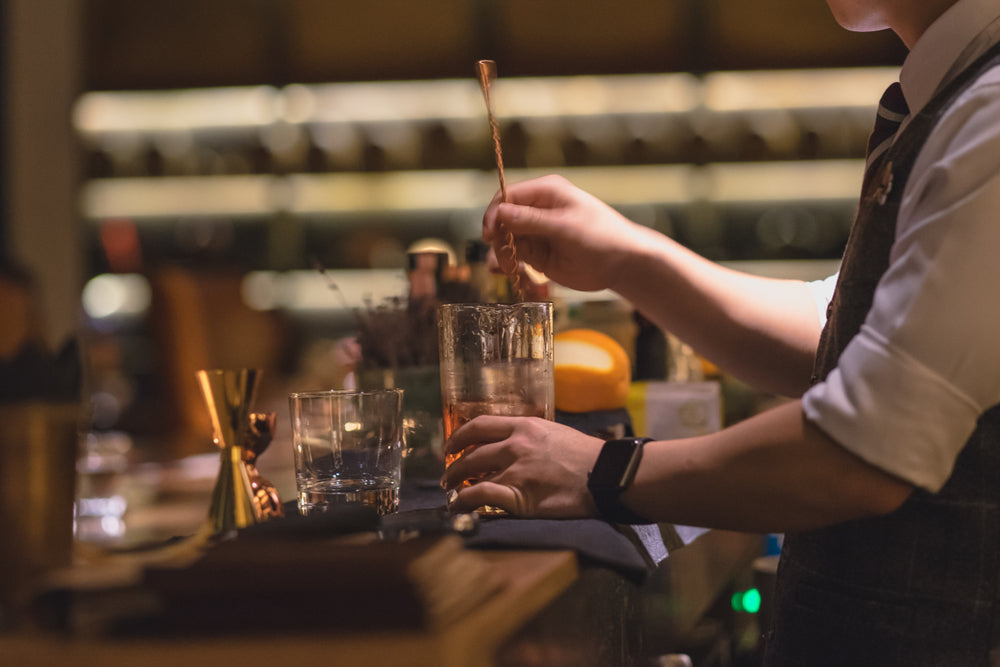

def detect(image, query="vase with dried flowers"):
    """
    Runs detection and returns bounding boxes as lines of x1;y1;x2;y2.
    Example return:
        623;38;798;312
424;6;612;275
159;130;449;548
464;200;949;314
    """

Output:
353;294;445;481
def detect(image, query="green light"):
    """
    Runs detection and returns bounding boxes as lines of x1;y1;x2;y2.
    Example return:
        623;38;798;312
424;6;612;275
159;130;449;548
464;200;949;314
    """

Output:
743;588;762;613
731;588;762;614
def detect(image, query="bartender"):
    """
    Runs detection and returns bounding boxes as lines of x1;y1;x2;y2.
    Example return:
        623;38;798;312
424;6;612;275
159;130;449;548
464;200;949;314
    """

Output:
441;0;1000;664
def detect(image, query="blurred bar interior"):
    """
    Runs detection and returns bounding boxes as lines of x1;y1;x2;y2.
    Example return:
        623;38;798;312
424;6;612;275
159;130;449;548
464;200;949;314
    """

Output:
2;0;906;536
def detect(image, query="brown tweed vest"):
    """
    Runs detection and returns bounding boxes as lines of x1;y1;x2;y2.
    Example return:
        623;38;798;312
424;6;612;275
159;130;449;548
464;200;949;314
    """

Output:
764;42;1000;667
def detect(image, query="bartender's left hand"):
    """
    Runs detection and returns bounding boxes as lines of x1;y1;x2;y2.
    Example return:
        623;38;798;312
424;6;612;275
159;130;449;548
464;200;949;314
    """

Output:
441;415;605;518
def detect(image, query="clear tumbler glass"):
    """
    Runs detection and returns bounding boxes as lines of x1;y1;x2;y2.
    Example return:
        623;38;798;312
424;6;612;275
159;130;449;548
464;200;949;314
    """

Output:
289;388;404;516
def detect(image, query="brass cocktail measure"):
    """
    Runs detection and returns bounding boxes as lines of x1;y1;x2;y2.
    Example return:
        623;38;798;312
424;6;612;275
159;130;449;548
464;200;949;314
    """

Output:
197;368;283;534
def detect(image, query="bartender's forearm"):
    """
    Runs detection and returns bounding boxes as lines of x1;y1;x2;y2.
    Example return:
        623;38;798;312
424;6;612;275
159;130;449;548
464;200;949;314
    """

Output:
608;231;822;397
622;400;914;532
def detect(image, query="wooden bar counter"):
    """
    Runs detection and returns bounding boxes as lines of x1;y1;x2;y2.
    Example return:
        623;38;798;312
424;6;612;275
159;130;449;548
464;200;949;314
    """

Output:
0;448;764;666
0;549;578;667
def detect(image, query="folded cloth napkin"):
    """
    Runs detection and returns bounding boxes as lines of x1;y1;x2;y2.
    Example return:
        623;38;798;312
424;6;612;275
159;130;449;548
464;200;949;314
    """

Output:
399;483;669;584
270;485;683;583
465;517;659;583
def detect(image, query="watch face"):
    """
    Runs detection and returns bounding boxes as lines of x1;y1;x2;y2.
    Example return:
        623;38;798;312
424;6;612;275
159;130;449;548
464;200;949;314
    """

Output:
589;439;640;488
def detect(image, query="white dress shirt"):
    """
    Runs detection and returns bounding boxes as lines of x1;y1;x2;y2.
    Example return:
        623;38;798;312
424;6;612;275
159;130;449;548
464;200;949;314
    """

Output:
802;0;1000;492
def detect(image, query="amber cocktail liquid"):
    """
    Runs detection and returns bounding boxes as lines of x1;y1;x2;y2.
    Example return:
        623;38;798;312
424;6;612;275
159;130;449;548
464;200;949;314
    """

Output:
443;395;550;465
437;303;554;508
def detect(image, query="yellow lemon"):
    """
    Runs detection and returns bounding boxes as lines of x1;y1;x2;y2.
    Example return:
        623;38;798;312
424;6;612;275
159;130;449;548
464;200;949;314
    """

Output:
554;328;631;413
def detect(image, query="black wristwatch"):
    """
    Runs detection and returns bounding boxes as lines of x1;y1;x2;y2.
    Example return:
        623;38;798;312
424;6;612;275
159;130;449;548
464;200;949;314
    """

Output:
587;437;655;525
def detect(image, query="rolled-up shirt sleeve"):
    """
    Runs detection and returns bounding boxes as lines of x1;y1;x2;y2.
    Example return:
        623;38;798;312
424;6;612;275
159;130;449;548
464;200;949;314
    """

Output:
803;327;981;491
802;73;1000;492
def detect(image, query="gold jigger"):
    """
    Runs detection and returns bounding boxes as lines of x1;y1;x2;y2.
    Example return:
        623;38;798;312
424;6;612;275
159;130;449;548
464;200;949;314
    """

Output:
197;369;282;534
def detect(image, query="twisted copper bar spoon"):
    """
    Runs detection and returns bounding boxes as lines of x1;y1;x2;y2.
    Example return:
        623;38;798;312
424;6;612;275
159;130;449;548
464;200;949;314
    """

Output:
476;59;523;300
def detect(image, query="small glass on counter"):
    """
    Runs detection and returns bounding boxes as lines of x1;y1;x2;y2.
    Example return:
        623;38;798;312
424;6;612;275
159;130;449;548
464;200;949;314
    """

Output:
288;388;404;516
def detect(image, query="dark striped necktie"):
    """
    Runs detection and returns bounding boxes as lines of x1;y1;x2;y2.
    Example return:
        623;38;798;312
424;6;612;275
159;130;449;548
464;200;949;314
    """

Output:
866;81;909;166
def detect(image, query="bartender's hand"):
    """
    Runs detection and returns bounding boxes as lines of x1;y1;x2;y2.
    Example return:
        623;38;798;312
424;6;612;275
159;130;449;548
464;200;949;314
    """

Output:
483;174;654;293
440;415;605;518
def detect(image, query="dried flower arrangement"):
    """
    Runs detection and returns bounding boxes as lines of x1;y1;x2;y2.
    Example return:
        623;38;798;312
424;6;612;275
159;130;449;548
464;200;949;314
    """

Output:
353;295;440;371
314;253;480;373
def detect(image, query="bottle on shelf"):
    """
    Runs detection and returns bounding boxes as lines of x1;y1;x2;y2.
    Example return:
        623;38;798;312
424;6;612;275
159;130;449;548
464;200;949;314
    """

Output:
464;240;500;303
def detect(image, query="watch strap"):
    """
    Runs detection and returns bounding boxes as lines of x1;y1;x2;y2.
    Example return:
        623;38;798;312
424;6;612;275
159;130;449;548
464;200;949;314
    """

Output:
588;437;656;525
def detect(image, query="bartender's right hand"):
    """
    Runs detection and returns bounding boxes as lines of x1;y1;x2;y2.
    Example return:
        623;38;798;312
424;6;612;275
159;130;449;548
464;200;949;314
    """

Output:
482;174;650;294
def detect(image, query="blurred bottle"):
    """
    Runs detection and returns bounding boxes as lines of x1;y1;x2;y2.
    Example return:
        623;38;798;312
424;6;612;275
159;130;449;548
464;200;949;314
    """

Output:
666;334;705;383
633;310;669;381
439;263;478;304
406;240;478;305
464;240;501;303
406;249;448;302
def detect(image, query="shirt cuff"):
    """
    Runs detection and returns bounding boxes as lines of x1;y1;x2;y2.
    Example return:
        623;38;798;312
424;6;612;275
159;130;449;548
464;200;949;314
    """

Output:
802;325;981;492
804;273;838;329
